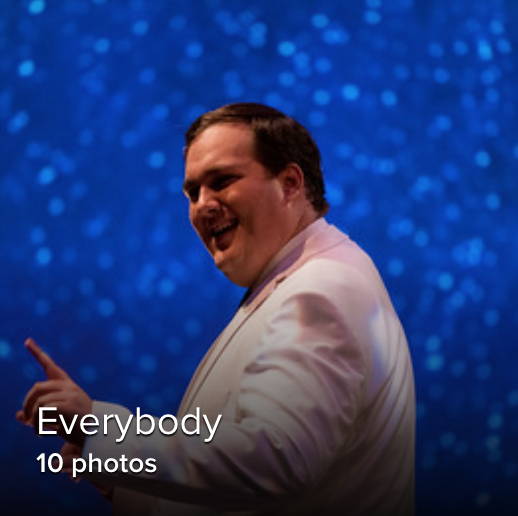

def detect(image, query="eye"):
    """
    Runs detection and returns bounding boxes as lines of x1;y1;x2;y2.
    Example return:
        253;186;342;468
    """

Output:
185;185;199;203
211;175;238;191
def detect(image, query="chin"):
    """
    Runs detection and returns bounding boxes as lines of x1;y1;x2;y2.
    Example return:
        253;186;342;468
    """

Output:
225;274;252;288
213;251;256;287
213;251;231;270
219;263;251;287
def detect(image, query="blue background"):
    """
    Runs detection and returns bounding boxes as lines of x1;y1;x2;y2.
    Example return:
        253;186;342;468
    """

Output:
1;0;517;514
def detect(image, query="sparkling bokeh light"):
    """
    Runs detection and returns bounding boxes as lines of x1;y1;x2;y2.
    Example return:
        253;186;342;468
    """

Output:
1;1;517;514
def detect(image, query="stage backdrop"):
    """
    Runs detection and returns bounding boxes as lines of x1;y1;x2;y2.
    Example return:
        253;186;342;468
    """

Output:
1;1;516;514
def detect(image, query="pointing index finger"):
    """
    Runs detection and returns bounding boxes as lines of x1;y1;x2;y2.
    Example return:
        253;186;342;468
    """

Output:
25;338;52;369
25;338;64;377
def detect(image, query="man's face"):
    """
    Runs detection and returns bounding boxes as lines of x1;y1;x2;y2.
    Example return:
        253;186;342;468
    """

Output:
183;123;296;287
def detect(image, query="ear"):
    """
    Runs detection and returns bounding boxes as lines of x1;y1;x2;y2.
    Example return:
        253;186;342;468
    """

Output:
279;163;305;201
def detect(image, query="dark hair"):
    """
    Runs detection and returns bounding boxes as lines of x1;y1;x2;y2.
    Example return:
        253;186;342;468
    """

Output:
184;103;329;215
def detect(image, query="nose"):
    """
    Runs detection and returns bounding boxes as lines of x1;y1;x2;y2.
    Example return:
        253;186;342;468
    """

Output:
194;186;221;217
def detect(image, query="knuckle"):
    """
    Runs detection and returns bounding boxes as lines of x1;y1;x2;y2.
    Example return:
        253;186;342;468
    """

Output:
33;381;47;393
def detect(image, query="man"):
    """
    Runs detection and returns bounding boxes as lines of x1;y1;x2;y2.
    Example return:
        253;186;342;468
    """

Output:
18;103;415;515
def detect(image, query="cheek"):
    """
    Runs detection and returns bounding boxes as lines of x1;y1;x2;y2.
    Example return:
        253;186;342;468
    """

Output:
190;214;206;242
189;207;199;229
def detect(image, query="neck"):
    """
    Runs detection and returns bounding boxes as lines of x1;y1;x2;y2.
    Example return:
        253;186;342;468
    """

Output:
289;207;320;242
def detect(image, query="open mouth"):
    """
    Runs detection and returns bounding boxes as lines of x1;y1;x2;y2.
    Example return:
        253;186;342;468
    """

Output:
210;219;238;238
209;219;238;250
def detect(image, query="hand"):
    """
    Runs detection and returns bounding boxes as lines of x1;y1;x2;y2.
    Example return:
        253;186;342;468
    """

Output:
59;441;83;482
16;338;93;448
59;442;115;499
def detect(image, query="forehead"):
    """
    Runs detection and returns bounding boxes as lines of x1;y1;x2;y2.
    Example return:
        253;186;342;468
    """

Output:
184;123;256;176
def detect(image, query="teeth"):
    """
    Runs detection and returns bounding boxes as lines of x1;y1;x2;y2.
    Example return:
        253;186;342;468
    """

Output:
210;220;237;237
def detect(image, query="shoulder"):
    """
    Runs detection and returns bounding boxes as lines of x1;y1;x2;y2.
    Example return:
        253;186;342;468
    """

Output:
282;237;387;306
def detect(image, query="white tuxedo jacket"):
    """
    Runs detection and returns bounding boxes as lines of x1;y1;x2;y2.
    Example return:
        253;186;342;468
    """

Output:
85;219;415;515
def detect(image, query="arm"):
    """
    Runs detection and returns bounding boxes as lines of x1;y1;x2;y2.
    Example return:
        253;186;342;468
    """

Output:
17;271;373;510
84;286;368;510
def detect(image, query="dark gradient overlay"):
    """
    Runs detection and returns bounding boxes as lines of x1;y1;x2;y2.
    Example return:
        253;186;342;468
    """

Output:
1;1;517;515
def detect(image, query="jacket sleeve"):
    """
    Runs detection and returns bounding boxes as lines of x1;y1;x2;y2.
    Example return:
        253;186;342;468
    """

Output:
83;267;375;510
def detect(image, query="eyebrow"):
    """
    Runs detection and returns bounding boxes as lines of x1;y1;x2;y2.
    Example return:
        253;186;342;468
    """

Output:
182;165;239;193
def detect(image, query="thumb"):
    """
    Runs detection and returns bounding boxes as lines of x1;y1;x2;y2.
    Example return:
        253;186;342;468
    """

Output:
25;338;69;380
16;410;29;424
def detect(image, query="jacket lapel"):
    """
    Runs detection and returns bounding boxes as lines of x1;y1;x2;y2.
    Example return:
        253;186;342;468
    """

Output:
178;291;271;415
178;223;348;415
